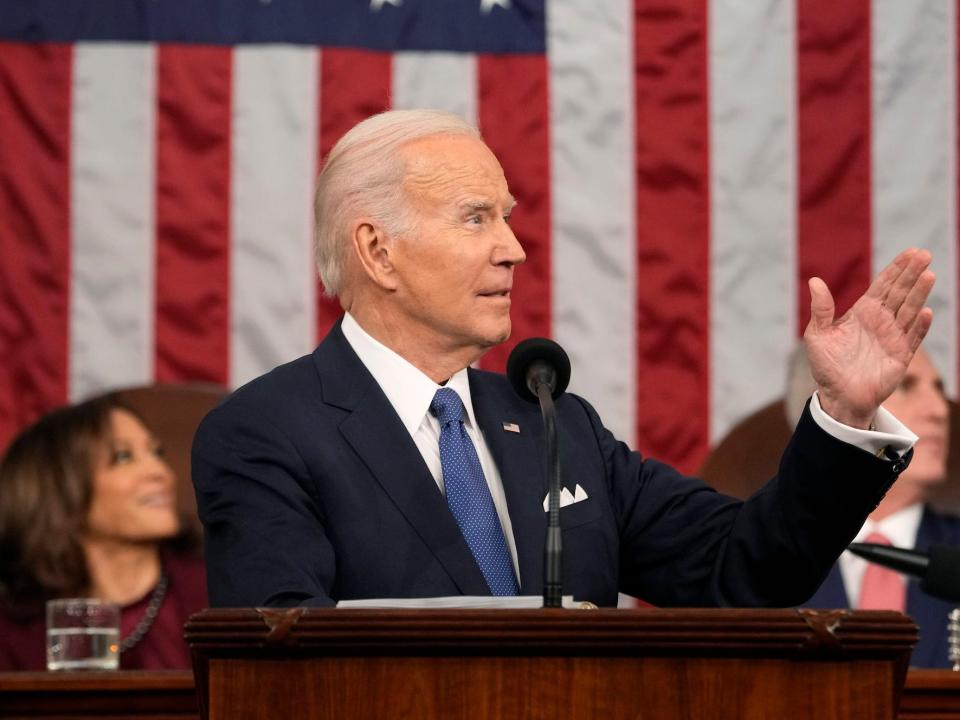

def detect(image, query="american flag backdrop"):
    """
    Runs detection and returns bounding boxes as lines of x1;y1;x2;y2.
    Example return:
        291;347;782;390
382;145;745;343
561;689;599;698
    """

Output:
0;1;957;476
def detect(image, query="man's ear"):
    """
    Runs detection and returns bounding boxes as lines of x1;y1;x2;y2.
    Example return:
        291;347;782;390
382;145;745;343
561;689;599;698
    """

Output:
351;220;398;290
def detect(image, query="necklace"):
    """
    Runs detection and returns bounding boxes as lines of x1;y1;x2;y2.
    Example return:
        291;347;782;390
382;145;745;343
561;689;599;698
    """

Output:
119;571;168;653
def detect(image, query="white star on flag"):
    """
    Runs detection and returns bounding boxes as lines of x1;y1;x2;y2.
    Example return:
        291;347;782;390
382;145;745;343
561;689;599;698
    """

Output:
480;0;511;13
370;0;402;11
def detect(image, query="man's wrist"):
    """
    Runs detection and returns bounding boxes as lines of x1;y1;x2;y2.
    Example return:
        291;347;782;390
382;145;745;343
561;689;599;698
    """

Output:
809;392;917;458
816;392;874;430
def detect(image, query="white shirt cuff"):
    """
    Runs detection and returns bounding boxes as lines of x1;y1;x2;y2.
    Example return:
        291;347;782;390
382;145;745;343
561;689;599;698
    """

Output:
809;391;917;457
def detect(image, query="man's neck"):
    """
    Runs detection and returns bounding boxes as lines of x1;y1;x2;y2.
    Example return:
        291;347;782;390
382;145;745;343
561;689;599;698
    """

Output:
869;480;926;522
347;307;483;384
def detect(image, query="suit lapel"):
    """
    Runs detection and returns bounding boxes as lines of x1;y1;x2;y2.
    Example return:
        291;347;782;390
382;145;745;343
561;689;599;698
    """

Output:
470;369;547;596
313;325;491;596
908;507;939;623
914;506;936;550
907;508;954;667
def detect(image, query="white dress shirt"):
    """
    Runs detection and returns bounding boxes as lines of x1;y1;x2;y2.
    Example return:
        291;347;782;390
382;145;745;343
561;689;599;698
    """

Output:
838;503;923;607
341;313;520;581
807;392;917;457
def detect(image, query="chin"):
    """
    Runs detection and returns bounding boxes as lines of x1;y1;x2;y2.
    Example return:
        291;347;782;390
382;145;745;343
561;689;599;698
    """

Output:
136;516;181;541
467;323;511;351
490;318;512;344
901;468;946;492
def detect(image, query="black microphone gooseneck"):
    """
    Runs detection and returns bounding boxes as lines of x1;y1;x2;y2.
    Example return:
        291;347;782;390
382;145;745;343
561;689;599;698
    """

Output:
848;542;960;603
847;543;929;576
506;338;571;609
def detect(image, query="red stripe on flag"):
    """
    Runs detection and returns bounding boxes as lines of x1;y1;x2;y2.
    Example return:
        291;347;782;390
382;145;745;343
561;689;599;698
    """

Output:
154;46;232;385
634;0;712;474
0;43;72;449
477;54;552;372
796;0;872;333
316;49;392;341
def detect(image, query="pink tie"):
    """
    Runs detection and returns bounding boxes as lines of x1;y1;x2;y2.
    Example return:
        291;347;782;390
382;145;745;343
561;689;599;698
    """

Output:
857;532;907;612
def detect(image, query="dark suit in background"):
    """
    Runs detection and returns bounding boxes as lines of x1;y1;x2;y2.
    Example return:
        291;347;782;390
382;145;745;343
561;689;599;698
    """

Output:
193;322;906;608
805;506;960;668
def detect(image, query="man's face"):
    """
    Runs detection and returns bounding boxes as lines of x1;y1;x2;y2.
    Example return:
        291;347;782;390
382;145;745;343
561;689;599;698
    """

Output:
883;350;950;489
385;134;526;360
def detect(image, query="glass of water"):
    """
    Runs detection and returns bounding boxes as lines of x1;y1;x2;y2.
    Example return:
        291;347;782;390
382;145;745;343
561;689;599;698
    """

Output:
46;598;120;671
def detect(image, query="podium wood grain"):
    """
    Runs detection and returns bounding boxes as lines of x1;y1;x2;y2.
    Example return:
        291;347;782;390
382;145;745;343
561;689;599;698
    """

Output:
0;670;198;718
0;664;955;718
901;670;960;719
187;608;917;720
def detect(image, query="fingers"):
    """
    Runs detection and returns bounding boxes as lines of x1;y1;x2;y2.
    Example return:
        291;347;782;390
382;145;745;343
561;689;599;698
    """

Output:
864;247;915;300
882;248;932;314
895;269;935;330
907;307;934;353
808;276;835;331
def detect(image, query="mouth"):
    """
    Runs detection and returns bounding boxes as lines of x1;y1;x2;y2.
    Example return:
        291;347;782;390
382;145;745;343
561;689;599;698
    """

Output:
138;492;174;508
478;289;511;299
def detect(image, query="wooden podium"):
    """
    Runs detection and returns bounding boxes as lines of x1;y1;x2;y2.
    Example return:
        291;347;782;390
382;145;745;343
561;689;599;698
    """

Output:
186;608;917;720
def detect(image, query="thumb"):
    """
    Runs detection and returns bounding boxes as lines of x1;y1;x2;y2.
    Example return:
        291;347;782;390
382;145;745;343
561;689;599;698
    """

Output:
808;277;835;331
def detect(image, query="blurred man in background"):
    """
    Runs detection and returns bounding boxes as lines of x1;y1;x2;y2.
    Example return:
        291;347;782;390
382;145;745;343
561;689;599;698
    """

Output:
804;348;960;667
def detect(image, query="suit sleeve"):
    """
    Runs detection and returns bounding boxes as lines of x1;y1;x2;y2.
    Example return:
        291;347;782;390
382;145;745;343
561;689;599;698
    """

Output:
572;397;906;607
192;400;337;607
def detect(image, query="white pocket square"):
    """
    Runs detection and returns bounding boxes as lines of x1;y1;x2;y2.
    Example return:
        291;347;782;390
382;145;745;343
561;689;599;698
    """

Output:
542;484;589;511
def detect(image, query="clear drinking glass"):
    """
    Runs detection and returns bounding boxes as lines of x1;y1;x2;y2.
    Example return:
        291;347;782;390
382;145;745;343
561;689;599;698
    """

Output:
46;598;120;671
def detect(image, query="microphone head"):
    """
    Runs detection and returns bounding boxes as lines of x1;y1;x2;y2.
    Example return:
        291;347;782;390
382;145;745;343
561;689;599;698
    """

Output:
506;338;571;403
921;544;960;603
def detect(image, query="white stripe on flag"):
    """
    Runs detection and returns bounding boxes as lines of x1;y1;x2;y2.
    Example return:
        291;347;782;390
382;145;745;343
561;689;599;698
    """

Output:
548;0;636;444
69;43;157;401
392;52;478;127
708;0;798;441
872;0;958;394
230;46;318;388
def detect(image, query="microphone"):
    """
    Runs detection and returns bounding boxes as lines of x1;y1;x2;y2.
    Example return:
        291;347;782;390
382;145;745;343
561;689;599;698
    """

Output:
848;542;960;603
506;337;571;402
506;338;572;609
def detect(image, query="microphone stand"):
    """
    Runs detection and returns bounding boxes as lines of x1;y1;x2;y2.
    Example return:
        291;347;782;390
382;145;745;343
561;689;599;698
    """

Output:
536;380;562;608
509;339;571;610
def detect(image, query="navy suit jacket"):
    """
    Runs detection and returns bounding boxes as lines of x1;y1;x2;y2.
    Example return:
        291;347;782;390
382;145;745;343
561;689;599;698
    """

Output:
805;506;960;668
193;322;907;608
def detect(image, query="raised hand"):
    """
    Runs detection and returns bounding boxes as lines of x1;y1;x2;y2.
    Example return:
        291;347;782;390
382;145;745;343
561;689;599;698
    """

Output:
804;248;935;430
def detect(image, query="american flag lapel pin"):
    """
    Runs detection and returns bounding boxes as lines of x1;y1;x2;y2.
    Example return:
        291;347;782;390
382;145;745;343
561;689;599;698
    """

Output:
502;421;520;433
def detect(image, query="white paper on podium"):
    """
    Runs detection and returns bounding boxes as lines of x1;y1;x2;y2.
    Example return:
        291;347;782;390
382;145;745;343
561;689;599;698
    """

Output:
337;595;580;609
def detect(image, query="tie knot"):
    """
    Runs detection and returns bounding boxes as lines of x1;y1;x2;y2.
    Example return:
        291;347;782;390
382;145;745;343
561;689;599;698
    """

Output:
864;531;893;546
431;387;466;426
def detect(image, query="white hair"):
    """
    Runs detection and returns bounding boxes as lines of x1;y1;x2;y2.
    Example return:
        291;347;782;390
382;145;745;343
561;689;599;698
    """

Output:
314;109;481;297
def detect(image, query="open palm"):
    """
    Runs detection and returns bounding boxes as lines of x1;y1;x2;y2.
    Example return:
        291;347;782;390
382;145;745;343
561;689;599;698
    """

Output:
804;248;935;430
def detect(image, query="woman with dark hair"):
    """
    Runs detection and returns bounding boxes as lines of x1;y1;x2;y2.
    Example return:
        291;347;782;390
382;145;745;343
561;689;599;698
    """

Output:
0;393;207;670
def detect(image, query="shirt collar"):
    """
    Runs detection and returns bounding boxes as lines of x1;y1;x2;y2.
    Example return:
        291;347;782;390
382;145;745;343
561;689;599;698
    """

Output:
340;313;478;435
856;502;924;549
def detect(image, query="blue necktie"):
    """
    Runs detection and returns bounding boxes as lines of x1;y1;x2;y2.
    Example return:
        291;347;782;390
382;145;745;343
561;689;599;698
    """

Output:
431;387;518;596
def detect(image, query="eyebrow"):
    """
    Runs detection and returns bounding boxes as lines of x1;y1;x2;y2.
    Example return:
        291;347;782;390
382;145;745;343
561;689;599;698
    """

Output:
460;197;518;213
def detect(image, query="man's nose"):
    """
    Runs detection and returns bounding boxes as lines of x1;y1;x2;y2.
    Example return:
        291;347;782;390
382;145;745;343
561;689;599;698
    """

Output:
924;384;949;421
494;222;526;267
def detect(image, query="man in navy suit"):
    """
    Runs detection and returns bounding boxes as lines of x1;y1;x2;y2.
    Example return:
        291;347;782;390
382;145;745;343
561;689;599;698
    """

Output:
806;349;960;667
193;109;936;608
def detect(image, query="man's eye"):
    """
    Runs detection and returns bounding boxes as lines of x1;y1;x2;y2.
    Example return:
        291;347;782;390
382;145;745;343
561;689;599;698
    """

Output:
467;216;483;225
